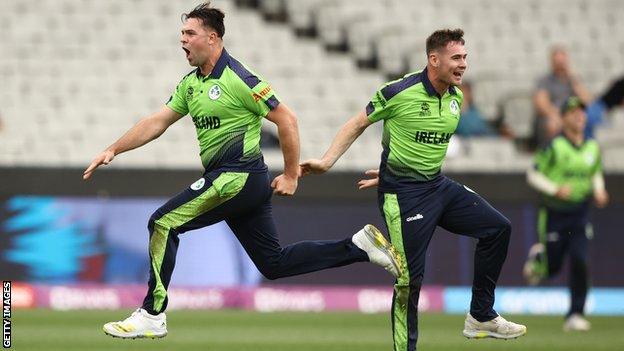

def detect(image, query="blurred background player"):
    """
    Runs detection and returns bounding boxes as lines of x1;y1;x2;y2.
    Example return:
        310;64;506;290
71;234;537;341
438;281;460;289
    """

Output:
83;2;401;339
301;28;526;351
532;46;592;149
524;96;609;332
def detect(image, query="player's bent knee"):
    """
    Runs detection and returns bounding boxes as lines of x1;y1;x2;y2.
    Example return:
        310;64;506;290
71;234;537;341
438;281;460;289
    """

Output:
255;260;284;280
258;267;281;280
147;213;159;232
498;216;512;235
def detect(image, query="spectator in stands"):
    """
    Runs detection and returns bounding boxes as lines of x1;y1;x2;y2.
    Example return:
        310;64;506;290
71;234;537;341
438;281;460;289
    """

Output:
455;81;496;137
524;96;609;332
585;75;624;137
456;81;515;139
532;46;592;148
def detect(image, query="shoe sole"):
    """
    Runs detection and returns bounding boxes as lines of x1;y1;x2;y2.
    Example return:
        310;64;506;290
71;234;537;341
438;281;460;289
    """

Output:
462;329;527;340
103;326;167;339
363;224;404;278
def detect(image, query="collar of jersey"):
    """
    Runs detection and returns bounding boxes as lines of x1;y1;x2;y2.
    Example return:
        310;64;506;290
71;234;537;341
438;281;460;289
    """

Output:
195;48;230;81
421;67;458;97
560;132;589;150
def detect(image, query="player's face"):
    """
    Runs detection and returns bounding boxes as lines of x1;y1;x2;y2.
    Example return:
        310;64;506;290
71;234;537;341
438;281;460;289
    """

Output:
563;108;587;133
433;41;467;86
180;18;218;67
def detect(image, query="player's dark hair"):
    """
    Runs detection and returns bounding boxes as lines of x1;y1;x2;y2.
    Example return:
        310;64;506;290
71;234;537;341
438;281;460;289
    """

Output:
426;29;465;55
182;2;225;38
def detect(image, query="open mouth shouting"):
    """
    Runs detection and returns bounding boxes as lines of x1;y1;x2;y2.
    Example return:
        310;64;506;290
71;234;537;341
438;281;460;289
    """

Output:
452;70;465;83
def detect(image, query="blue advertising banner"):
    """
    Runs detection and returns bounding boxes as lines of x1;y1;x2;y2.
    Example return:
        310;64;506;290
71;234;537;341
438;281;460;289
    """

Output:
444;287;624;316
0;196;261;286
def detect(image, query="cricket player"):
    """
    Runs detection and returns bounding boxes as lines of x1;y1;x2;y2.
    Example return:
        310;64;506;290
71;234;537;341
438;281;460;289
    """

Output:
83;2;402;339
524;96;609;331
301;28;526;350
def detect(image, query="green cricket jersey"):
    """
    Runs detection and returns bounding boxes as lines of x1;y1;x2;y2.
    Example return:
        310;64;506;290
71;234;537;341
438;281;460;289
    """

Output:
167;49;279;172
366;68;463;191
534;135;602;210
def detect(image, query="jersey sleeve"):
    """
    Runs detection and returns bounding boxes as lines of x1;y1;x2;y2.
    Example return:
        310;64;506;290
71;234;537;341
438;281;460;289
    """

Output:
166;78;189;116
237;76;280;118
592;145;603;175
366;88;392;122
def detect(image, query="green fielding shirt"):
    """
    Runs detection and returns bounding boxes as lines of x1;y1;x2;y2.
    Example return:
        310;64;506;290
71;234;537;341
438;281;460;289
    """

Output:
366;68;463;191
167;49;279;172
534;135;602;210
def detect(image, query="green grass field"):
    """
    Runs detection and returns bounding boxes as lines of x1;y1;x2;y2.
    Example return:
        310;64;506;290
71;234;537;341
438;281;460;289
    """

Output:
11;309;624;350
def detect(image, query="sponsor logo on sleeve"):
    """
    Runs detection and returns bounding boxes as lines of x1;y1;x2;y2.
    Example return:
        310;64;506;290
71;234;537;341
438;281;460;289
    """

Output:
252;85;273;102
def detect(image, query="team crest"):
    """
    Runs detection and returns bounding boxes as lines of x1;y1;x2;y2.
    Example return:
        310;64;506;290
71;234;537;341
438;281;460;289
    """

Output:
450;99;460;115
584;152;595;166
190;178;205;190
208;84;221;100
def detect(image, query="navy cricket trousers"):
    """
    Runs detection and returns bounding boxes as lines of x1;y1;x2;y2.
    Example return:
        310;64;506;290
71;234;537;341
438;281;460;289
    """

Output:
537;207;591;316
142;169;368;314
378;176;511;351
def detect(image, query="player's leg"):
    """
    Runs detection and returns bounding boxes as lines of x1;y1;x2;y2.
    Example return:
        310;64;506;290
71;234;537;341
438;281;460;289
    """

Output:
524;208;567;285
224;172;401;279
142;172;252;314
104;171;252;338
437;178;526;339
379;190;440;351
564;222;591;331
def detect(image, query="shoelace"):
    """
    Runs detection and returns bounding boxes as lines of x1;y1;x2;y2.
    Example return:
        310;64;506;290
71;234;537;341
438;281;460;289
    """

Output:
118;308;142;324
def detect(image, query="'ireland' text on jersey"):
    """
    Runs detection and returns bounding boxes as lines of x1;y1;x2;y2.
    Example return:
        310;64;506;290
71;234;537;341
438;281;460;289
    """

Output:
366;68;463;191
167;49;279;172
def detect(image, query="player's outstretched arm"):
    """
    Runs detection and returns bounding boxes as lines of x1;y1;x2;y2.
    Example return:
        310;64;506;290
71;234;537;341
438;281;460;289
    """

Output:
265;102;300;196
301;110;372;176
357;169;380;190
83;106;183;180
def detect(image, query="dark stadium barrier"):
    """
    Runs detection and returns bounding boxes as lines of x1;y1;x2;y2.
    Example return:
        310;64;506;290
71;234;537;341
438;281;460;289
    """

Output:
1;167;623;287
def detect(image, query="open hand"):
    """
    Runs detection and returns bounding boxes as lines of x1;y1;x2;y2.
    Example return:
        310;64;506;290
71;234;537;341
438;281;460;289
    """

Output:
300;159;331;177
83;150;115;180
594;189;609;208
555;184;572;200
357;169;380;190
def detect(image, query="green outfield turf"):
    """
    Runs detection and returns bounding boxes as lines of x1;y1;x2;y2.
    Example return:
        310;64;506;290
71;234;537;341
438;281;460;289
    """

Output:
11;309;624;351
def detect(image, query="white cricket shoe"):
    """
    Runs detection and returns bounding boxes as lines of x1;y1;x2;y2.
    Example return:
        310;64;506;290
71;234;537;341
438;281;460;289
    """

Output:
352;224;403;278
523;243;545;286
463;313;527;339
103;308;167;339
563;314;591;332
